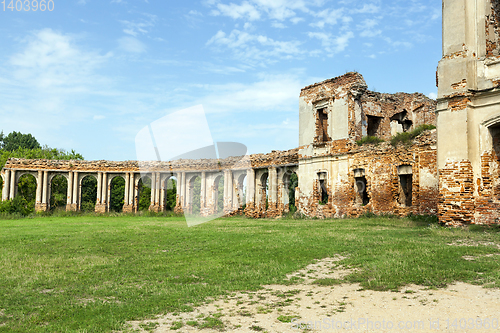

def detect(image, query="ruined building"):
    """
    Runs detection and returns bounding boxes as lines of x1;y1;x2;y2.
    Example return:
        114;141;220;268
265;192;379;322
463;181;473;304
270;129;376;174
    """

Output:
2;0;500;226
0;72;439;221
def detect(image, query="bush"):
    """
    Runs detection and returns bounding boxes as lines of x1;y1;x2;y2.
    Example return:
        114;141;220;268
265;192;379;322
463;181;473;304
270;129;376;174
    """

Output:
0;196;34;216
391;124;436;147
356;136;384;146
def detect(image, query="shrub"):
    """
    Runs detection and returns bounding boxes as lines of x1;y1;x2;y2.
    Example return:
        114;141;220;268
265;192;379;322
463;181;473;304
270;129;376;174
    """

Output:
356;136;384;146
391;124;436;147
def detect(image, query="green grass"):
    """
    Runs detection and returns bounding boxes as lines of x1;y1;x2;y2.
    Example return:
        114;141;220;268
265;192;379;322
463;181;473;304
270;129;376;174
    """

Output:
390;124;436;147
0;214;499;332
355;135;384;146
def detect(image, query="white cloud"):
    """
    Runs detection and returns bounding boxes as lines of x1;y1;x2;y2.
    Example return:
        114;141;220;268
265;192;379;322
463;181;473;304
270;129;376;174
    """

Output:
308;31;354;55
119;14;157;37
93;115;106;120
206;29;302;62
310;8;345;28
10;28;112;89
428;92;437;100
357;19;381;37
118;36;147;53
351;4;379;14
271;22;286;29
211;1;261;21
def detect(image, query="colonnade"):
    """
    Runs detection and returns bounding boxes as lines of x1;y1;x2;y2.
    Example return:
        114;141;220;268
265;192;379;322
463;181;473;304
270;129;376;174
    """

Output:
1;165;298;217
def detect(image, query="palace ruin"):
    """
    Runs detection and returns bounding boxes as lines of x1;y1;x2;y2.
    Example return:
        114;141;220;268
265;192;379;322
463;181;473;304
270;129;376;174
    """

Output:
2;0;500;226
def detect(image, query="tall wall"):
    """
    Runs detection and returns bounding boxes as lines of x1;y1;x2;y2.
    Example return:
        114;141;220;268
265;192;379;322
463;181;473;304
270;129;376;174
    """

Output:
437;0;500;225
297;72;438;219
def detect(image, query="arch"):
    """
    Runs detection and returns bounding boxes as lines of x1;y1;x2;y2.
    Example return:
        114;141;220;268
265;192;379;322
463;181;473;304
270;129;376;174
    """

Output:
259;171;269;210
137;176;152;211
188;174;202;215
80;174;97;212
235;173;247;208
213;174;224;213
109;175;125;212
50;174;68;211
17;173;37;213
282;169;298;212
163;176;177;211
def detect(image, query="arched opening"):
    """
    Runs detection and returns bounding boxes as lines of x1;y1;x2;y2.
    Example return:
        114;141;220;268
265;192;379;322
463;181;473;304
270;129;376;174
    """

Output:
0;176;3;199
81;175;97;212
137;176;152;211
260;172;269;210
236;174;247;209
50;174;68;211
317;172;329;205
17;174;37;213
163;177;177;211
188;175;201;215
213;175;224;213
283;170;298;213
109;176;125;212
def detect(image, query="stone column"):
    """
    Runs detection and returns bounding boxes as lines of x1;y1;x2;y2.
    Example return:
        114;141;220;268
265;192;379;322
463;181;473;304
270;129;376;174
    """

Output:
245;169;255;215
66;171;73;211
174;172;183;214
9;170;16;200
123;173;130;213
200;172;206;214
2;170;10;201
159;176;166;212
180;172;186;208
95;172;107;213
155;173;160;206
223;170;233;214
41;171;49;211
268;167;278;216
102;172;108;212
96;172;102;205
35;170;42;210
72;172;79;211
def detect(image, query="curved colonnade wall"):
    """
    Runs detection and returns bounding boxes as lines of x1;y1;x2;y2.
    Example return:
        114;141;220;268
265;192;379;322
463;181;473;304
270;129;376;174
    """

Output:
0;149;299;218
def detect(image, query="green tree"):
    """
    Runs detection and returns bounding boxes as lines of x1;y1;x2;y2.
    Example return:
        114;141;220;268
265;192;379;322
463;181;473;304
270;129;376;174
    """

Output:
1;131;41;151
81;176;97;212
50;175;67;210
110;177;125;212
138;178;152;211
165;179;177;210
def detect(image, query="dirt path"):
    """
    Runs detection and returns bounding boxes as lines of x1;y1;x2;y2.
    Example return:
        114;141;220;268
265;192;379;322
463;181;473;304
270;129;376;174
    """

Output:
126;256;500;332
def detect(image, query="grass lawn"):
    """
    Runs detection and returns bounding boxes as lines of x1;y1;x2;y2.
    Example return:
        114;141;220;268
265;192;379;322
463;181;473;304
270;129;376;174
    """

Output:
0;214;499;332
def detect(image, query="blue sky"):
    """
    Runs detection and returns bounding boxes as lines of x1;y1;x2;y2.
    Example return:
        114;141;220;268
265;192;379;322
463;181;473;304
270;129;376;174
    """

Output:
0;0;441;161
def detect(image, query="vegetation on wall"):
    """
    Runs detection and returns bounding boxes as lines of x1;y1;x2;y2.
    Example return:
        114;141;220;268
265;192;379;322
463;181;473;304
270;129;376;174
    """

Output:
390;124;436;147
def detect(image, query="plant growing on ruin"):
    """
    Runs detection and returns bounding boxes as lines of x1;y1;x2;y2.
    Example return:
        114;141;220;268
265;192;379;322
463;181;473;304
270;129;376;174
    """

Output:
356;136;384;146
390;124;436;147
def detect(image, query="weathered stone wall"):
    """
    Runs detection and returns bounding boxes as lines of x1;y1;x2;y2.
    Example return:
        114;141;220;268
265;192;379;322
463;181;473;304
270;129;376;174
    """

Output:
297;130;438;218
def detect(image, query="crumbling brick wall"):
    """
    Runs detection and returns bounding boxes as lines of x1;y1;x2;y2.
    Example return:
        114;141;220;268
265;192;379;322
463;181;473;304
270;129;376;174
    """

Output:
486;0;500;57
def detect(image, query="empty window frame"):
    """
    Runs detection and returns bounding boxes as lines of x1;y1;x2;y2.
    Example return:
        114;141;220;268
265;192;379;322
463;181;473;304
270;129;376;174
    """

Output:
367;115;383;137
318;172;328;204
316;108;330;143
398;165;412;207
354;168;369;205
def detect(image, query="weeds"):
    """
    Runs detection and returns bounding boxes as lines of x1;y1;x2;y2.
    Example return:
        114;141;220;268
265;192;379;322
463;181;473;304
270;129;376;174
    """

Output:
356;136;384;146
390;124;436;147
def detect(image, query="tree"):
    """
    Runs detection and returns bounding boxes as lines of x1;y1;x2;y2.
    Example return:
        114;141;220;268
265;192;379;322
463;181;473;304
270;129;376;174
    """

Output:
1;131;41;151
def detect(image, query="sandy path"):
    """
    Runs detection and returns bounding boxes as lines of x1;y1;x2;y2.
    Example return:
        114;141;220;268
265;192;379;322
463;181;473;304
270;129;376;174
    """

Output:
125;256;500;333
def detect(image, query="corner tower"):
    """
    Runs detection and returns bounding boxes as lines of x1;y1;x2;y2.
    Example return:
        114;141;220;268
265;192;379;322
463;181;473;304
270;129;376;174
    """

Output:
437;0;500;225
